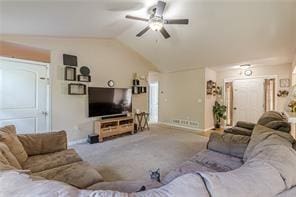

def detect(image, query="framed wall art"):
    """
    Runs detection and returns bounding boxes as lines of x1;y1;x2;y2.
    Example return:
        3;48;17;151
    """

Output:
78;75;91;82
65;66;76;81
280;79;290;88
68;83;86;95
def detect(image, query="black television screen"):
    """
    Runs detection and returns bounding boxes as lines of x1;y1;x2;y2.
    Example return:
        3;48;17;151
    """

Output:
63;54;77;66
88;87;132;117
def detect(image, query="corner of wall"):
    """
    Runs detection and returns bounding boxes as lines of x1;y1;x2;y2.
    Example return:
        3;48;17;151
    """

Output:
204;67;217;130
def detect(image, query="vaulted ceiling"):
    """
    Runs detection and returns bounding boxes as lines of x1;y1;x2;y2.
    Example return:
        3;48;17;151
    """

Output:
1;0;296;72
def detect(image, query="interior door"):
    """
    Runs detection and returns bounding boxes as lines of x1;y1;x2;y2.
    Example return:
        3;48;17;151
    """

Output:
233;78;265;124
0;58;49;134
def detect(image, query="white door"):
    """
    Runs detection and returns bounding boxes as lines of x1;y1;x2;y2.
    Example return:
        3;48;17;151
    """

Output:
149;82;158;123
233;78;265;124
0;58;50;134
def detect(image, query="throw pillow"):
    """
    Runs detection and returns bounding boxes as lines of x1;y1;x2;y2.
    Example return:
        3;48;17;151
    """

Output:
0;142;22;169
0;125;28;164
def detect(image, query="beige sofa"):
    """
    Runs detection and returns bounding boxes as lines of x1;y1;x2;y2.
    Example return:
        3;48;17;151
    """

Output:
0;125;103;189
1;122;296;196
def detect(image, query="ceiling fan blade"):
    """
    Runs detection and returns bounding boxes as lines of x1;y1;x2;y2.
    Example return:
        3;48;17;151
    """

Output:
155;1;166;16
126;15;149;22
160;27;170;39
136;26;150;37
164;19;189;24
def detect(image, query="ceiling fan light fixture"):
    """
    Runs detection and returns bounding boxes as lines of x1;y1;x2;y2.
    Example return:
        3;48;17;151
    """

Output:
149;17;163;31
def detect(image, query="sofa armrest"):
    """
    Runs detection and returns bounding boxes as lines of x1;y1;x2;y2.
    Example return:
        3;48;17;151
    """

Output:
17;131;67;156
224;127;252;136
236;121;256;130
207;132;250;159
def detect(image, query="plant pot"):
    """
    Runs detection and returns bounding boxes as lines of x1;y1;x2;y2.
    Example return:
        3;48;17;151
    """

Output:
214;123;220;129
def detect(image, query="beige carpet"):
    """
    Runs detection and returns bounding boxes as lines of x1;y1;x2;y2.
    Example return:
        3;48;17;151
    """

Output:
72;125;208;182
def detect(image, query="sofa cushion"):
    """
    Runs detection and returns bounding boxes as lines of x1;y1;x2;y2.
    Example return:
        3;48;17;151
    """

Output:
137;173;210;197
199;160;286;197
264;121;291;133
225;126;252;136
0;125;28;164
162;150;243;184
244;125;294;162
244;125;296;189
18;131;67;156
207;132;250;158
0;171;89;197
236;121;256;130
0;142;21;169
257;111;287;125
87;180;162;193
162;160;216;184
22;149;82;173
191;150;243;171
33;161;103;189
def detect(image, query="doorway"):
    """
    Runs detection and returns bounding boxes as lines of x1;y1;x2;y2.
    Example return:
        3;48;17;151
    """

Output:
149;82;159;123
225;77;276;125
232;78;265;124
0;57;50;134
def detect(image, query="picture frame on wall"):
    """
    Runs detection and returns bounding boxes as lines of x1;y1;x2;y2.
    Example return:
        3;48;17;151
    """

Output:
65;66;76;81
280;79;290;88
78;75;91;82
68;83;86;95
63;54;78;67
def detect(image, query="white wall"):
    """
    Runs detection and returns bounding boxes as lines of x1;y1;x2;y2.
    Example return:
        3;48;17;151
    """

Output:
217;63;292;112
0;35;156;142
159;68;205;130
204;68;217;130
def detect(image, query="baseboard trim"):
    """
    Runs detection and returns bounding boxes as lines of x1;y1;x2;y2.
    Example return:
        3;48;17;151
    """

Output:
68;138;87;146
158;122;205;132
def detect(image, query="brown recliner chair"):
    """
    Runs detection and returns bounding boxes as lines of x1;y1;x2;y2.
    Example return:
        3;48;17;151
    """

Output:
224;111;291;136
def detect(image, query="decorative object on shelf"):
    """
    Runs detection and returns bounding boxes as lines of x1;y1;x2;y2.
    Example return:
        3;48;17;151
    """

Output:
280;78;290;88
132;73;146;95
213;86;222;96
63;54;77;66
68;83;86;95
213;101;227;129
78;75;91;82
80;66;90;76
286;85;296;112
132;86;138;94
133;79;140;86
65;66;76;81
107;80;115;87
277;90;289;97
142;87;147;93
244;69;253;76
288;100;296;112
207;80;217;95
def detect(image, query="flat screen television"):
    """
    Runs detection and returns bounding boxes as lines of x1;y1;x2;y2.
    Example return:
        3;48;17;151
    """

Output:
88;87;132;117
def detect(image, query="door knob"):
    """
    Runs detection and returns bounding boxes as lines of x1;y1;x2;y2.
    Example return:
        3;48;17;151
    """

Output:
233;107;237;110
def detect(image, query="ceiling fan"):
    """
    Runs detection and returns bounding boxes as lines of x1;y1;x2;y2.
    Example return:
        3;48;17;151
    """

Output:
125;0;189;39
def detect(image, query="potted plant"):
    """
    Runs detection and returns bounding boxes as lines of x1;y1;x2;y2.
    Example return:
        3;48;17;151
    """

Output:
213;101;227;128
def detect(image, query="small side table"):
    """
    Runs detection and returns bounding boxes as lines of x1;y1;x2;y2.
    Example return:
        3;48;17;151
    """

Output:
135;113;144;131
134;112;150;131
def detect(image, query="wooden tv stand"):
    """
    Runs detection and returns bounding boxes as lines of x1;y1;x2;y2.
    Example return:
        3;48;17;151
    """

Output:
95;116;134;142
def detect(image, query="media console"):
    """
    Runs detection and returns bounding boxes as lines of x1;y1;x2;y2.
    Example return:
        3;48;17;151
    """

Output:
95;116;134;142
